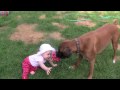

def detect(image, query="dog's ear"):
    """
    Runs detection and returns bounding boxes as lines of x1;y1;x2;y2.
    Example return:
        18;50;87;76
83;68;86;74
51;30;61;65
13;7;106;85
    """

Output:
62;47;72;58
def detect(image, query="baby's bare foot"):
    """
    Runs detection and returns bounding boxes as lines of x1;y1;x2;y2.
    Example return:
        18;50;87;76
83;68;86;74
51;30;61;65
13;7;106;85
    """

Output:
69;65;76;70
30;71;35;75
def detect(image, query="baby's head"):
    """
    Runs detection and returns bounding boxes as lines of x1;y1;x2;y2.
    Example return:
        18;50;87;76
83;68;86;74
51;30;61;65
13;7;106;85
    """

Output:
37;44;55;60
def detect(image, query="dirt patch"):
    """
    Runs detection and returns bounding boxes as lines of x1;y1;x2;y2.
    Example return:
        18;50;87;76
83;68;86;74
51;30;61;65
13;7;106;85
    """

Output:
39;14;46;19
117;56;120;59
0;26;9;30
99;11;106;16
10;23;45;44
78;11;94;14
52;22;69;29
75;20;96;27
9;23;65;44
54;11;66;19
77;17;87;21
53;15;63;19
48;32;65;40
16;15;22;20
56;11;67;15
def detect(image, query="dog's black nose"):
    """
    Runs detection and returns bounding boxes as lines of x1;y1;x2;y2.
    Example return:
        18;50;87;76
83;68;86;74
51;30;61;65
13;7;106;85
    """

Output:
56;51;61;58
56;51;68;59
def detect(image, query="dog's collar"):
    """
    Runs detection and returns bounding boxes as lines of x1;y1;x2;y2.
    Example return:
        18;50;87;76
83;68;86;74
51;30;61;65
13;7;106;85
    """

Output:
75;38;80;56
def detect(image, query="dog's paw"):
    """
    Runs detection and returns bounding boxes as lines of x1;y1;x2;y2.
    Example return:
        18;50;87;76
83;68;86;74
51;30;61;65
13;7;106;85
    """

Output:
113;60;116;63
69;66;75;69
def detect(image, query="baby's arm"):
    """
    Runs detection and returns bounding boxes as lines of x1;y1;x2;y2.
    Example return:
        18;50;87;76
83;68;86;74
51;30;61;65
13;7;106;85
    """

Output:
48;59;57;67
38;61;52;75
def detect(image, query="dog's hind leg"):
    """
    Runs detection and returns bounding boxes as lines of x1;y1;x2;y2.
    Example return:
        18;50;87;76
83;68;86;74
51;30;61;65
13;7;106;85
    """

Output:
112;35;119;63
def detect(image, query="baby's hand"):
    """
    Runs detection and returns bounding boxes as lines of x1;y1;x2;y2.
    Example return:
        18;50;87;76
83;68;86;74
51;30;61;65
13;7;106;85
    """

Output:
53;64;58;67
46;67;52;75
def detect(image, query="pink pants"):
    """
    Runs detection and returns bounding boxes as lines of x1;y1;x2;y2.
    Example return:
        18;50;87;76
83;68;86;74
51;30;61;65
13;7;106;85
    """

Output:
22;57;38;79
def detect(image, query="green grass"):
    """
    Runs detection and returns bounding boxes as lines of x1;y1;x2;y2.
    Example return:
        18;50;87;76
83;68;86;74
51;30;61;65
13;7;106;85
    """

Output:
1;11;120;79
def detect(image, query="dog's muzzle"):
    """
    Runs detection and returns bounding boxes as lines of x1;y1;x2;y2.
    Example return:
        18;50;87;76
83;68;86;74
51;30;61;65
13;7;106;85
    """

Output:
56;50;72;59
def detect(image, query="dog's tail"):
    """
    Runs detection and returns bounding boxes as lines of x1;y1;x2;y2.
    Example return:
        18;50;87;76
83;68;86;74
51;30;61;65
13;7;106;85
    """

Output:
113;19;119;25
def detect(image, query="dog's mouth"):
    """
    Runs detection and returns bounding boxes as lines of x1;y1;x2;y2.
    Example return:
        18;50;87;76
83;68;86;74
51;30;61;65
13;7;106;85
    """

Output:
56;51;71;59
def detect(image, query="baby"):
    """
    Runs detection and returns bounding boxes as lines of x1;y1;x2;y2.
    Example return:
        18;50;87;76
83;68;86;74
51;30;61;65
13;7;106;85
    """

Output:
22;43;60;79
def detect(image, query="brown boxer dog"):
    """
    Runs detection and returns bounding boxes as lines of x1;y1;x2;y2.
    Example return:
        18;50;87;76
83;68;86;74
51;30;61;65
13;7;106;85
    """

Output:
57;19;120;79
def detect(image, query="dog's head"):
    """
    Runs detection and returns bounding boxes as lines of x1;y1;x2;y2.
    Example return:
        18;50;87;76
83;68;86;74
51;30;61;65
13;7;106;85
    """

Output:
56;41;72;59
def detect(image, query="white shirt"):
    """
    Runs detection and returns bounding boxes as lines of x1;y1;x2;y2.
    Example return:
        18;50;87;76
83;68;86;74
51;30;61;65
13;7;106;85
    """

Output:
29;53;46;67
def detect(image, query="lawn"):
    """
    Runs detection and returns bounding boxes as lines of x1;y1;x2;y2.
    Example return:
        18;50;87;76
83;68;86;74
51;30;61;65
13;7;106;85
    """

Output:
0;11;120;79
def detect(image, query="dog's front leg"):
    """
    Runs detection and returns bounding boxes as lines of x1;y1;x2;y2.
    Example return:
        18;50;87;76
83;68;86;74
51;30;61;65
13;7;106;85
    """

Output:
88;59;95;79
69;54;83;69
